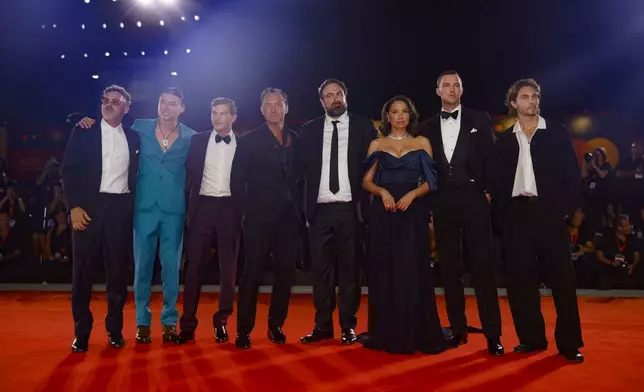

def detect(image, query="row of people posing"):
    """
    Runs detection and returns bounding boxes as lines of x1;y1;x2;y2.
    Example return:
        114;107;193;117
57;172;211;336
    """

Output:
63;71;583;363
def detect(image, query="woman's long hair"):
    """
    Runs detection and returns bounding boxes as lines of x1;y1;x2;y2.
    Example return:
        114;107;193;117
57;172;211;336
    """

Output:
379;95;420;137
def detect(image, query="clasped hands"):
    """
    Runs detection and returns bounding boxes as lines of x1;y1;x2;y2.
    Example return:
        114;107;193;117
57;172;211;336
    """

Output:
380;189;415;212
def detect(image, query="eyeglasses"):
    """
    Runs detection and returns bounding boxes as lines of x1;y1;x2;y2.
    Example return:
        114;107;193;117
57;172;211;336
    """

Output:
101;97;125;106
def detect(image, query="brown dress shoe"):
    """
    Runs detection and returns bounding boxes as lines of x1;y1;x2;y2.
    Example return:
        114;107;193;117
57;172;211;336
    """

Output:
136;326;152;344
162;325;185;344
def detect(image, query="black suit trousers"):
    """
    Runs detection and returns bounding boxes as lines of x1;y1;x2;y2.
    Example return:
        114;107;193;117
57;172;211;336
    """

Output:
71;193;133;337
433;183;502;338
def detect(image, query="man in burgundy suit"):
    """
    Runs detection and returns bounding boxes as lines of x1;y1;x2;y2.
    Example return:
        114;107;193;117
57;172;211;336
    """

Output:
179;97;242;343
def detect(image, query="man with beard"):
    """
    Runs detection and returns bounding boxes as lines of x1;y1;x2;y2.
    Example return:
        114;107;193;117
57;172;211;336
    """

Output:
297;79;377;345
419;70;503;355
63;85;139;352
231;88;301;349
491;78;584;363
180;97;242;343
77;88;196;344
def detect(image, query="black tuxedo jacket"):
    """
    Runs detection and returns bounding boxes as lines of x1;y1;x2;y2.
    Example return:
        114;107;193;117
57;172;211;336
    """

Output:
419;106;495;192
296;113;378;223
489;121;580;222
61;123;140;213
230;124;302;222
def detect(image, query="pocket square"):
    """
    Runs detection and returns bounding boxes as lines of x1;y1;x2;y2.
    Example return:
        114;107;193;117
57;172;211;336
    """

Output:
471;128;478;133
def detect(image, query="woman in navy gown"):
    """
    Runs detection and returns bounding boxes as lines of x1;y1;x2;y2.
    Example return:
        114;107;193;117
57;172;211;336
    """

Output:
361;95;446;355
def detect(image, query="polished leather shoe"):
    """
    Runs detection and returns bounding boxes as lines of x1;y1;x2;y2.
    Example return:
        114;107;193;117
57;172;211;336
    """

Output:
446;332;468;348
487;339;504;356
214;326;229;343
178;330;195;342
300;328;334;344
514;343;548;353
72;336;89;353
268;327;286;344
235;334;251;349
135;326;152;344
341;328;357;345
162;325;185;344
560;349;584;363
107;333;125;348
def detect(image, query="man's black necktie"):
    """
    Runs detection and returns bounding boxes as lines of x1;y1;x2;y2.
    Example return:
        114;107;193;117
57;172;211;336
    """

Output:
329;120;340;194
215;134;231;144
441;110;459;120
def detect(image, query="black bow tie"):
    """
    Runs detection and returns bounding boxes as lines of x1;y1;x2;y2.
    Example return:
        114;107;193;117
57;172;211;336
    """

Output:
441;110;459;120
215;134;231;144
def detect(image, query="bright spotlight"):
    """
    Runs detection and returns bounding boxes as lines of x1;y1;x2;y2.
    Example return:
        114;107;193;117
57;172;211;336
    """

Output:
60;54;65;59
83;53;88;58
171;71;178;76
159;20;165;26
42;24;46;29
123;52;128;56
53;24;57;28
105;52;110;57
185;48;191;54
181;16;186;21
194;15;200;21
92;74;99;80
136;21;142;27
84;0;90;3
141;51;146;56
164;50;168;55
102;23;107;29
120;22;124;28
81;24;86;29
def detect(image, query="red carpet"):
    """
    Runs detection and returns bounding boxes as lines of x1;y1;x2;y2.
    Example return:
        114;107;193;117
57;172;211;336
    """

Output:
0;292;642;391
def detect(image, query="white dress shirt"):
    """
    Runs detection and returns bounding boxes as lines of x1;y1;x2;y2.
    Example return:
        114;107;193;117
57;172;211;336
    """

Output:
511;116;547;197
317;112;352;203
99;119;130;194
200;131;236;197
440;105;462;163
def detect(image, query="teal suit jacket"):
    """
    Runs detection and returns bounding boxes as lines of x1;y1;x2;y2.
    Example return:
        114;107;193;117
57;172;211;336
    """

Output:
131;119;196;214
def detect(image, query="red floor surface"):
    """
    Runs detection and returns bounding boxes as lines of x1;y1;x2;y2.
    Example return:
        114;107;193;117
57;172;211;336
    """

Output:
0;292;642;391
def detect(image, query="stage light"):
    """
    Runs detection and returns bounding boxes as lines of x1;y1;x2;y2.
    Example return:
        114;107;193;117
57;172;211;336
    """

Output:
81;24;86;29
181;16;186;21
92;74;99;79
53;24;57;28
123;51;128;56
105;52;110;57
61;54;65;59
185;48;191;54
160;20;165;26
164;50;169;55
41;24;46;29
138;0;153;7
137;21;142;27
83;53;88;58
141;51;146;56
85;0;90;3
171;71;178;76
103;23;107;29
120;22;124;28
194;15;200;21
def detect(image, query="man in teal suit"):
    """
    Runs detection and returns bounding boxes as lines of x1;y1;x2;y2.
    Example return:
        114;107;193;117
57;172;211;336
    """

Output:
78;87;195;344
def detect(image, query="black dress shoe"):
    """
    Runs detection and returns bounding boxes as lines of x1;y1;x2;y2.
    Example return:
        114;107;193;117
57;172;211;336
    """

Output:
268;327;286;344
514;343;548;353
72;336;89;353
162;325;185;344
136;326;152;344
214;326;229;343
300;328;334;344
559;349;584;363
179;330;195;342
107;333;125;348
446;332;468;348
235;334;251;349
487;338;504;356
341;328;357;345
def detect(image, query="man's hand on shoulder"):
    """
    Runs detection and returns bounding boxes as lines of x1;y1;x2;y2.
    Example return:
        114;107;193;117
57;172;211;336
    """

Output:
77;117;96;130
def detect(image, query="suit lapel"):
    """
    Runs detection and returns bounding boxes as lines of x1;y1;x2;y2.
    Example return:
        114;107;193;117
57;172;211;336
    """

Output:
429;115;448;167
311;118;325;188
450;108;473;163
91;123;103;178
